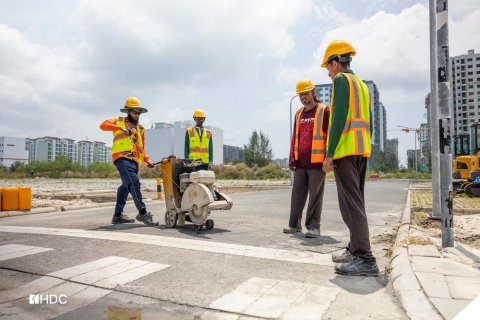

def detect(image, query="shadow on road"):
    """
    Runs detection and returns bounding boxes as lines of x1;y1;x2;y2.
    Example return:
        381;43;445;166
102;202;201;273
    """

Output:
330;273;389;294
92;224;151;231
163;225;232;239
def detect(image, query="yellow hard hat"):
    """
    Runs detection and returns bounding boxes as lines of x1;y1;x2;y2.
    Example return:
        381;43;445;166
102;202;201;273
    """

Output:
296;79;315;94
321;40;356;68
120;97;148;113
193;109;206;118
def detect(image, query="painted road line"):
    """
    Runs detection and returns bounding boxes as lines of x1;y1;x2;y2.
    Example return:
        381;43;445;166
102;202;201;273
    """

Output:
0;244;53;261
0;256;170;319
209;277;340;320
0;226;334;266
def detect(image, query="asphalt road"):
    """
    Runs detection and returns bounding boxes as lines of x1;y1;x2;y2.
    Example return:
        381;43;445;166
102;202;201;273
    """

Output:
0;179;409;320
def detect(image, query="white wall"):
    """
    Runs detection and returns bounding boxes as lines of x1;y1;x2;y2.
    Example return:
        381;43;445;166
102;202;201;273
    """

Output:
145;124;175;163
0;137;28;167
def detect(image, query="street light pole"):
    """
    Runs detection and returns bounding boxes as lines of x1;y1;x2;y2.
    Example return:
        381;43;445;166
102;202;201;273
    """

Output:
414;129;418;182
399;126;421;181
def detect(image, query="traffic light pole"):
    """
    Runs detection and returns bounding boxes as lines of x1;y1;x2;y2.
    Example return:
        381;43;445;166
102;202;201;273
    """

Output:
433;0;454;247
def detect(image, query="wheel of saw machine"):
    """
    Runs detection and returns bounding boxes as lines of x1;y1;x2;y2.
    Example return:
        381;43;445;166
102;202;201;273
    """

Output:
193;224;203;231
164;210;177;228
205;219;214;230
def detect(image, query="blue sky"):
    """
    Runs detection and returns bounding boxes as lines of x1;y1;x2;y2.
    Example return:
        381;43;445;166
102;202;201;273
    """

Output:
0;0;479;165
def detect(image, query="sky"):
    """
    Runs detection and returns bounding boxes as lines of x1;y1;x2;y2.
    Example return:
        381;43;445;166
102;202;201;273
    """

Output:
1;0;479;165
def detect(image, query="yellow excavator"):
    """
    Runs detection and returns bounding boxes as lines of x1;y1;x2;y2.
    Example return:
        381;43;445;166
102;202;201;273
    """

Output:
453;122;480;196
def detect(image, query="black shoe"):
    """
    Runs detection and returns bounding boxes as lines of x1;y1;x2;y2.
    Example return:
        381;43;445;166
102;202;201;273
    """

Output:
112;214;135;224
136;212;159;226
334;257;379;276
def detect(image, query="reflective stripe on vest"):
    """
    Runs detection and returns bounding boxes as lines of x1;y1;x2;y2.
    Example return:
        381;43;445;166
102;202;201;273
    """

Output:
111;117;145;163
327;73;371;159
187;127;211;164
293;103;327;163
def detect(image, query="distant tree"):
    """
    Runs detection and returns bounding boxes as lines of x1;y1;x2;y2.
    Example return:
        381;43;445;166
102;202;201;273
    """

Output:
244;130;273;167
10;161;25;172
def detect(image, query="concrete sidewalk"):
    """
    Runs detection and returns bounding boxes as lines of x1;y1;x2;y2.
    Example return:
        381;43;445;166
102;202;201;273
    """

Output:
391;188;480;320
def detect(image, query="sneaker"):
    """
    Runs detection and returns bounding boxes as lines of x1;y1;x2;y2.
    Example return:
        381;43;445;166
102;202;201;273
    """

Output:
332;248;355;263
112;214;135;224
334;257;379;276
305;229;320;238
283;226;302;234
136;212;159;226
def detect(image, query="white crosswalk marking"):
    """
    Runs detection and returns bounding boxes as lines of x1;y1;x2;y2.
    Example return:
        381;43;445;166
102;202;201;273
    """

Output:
0;226;334;266
209;277;340;320
0;256;170;320
0;244;53;261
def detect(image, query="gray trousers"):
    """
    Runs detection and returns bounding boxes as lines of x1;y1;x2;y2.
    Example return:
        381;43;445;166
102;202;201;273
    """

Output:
333;156;376;262
289;168;326;231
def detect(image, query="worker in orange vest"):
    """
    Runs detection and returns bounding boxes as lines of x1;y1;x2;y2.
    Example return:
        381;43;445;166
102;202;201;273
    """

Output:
284;79;329;238
100;97;159;226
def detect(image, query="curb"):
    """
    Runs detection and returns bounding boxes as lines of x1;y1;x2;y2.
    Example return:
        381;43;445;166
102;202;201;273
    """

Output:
0;199;160;218
390;185;442;320
0;207;58;218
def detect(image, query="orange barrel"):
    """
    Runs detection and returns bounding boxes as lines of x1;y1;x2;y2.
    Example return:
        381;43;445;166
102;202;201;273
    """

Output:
0;188;3;211
18;187;32;210
2;187;19;211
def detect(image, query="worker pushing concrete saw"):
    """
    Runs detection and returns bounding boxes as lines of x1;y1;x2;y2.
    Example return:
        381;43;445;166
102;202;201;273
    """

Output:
156;156;233;231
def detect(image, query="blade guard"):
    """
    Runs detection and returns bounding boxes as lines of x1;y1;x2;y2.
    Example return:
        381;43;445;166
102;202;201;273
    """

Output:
181;183;214;212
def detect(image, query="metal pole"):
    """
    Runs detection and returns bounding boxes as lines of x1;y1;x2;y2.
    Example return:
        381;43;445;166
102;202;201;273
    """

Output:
436;0;454;247
289;95;298;186
429;0;441;219
414;130;418;182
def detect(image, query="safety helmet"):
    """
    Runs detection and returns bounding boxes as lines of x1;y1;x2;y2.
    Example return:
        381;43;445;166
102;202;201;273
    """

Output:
321;40;356;68
120;97;148;113
296;79;315;94
193;109;206;118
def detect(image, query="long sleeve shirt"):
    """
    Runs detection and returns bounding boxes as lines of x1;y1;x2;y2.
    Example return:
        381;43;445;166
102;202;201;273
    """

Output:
326;69;373;158
184;127;213;163
100;117;151;164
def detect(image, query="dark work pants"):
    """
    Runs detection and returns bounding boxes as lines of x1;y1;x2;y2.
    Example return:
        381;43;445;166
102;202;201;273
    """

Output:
333;156;376;263
114;158;147;216
289;168;326;231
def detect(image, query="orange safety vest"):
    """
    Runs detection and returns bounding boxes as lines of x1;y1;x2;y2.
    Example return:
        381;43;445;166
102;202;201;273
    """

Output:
293;104;327;163
327;72;371;159
111;117;145;163
187;127;212;164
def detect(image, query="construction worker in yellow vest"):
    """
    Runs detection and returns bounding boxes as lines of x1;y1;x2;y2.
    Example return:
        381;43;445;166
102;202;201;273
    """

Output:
100;97;159;226
184;109;213;171
321;40;378;276
283;79;330;238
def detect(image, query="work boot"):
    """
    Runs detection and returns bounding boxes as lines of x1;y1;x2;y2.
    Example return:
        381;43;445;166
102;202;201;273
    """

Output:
332;248;354;263
112;214;135;224
136;212;159;226
305;229;320;238
334;257;379;276
283;226;302;234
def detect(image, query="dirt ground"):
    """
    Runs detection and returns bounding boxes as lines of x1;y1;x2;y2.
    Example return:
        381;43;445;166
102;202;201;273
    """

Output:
411;210;480;249
1;178;290;210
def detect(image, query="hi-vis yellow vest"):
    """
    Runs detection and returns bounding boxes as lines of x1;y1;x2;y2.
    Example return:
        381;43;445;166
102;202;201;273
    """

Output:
187;127;211;164
327;72;371;159
293;104;327;163
111;117;145;163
